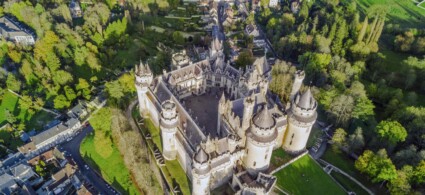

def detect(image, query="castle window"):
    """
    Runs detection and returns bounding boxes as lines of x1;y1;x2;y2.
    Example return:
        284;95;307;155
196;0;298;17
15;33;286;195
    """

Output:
246;149;248;154
291;133;294;138
253;161;256;167
265;154;267;160
290;141;292;145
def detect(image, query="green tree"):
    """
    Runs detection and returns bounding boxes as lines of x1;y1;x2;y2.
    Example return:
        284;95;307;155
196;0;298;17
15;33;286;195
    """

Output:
331;128;347;151
64;86;77;102
105;80;124;100
376;120;407;145
355;149;397;183
388;168;411;194
54;95;71;109
172;31;185;45
413;160;425;184
6;74;21;92
235;50;254;68
76;78;91;100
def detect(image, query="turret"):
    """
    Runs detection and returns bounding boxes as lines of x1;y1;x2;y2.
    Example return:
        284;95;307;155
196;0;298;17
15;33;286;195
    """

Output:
192;147;211;195
283;88;317;154
135;61;153;114
160;99;178;160
244;105;277;176
289;70;305;102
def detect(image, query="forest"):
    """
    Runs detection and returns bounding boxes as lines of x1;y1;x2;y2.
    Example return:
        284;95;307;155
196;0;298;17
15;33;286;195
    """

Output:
262;0;425;193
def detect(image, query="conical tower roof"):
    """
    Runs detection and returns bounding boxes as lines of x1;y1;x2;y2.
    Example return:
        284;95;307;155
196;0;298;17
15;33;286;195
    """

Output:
194;147;209;164
297;88;315;109
253;105;275;129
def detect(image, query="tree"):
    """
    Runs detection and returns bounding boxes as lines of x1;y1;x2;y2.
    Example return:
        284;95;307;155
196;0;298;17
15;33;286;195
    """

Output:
388;168;411;194
352;97;375;120
76;78;91;100
54;95;71;110
172;31;185;45
413;160;425;184
235;50;254;68
105;80;124;100
64;86;77;102
5;109;16;124
355;149;397;183
6;74;21;92
328;94;354;127
348;127;365;152
331;128;347;151
376;120;407;145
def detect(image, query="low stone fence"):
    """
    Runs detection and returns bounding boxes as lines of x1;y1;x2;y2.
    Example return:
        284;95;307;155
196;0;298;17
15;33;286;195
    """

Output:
270;150;309;175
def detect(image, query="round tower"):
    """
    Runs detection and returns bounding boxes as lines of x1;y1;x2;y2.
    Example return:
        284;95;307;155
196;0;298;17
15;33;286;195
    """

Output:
160;100;178;160
192;147;211;195
244;105;277;175
283;88;317;154
135;61;153;114
289;70;305;102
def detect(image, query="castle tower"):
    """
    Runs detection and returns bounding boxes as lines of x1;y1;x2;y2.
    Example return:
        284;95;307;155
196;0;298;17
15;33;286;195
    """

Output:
244;105;277;175
160;100;178;160
240;94;255;134
283;88;317;153
192;147;211;195
135;61;153;115
289;70;305;102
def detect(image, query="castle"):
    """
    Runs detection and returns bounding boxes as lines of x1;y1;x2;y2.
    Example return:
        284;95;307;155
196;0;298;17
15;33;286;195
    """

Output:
135;37;317;194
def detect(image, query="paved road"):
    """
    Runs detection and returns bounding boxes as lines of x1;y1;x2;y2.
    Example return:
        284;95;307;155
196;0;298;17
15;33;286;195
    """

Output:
61;126;118;195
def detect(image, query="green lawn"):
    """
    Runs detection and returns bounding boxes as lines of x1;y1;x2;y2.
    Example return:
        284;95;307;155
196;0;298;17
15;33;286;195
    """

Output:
330;172;369;195
273;155;345;195
80;134;141;195
357;0;425;28
0;91;54;131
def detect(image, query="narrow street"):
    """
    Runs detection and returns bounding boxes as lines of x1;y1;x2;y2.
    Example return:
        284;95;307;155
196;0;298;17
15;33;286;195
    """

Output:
60;126;118;195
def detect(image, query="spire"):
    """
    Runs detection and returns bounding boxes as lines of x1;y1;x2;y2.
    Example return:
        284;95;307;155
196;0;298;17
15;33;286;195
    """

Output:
253;105;275;129
145;62;152;74
219;92;226;103
194;147;209;164
297;87;313;109
139;60;145;73
135;64;139;75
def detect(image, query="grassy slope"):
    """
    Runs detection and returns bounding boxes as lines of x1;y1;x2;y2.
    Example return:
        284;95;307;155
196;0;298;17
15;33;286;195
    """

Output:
80;134;140;195
143;118;190;195
356;0;425;28
80;107;140;195
0;91;54;130
274;155;345;195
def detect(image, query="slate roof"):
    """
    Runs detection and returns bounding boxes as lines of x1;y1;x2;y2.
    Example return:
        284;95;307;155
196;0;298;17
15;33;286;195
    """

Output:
0;17;34;41
297;88;314;109
194;147;209;164
0;173;17;195
252;106;275;129
11;164;36;180
31;118;79;145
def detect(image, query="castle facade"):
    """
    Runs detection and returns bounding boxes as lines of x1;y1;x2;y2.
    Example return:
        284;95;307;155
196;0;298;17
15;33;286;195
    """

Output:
135;38;317;194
